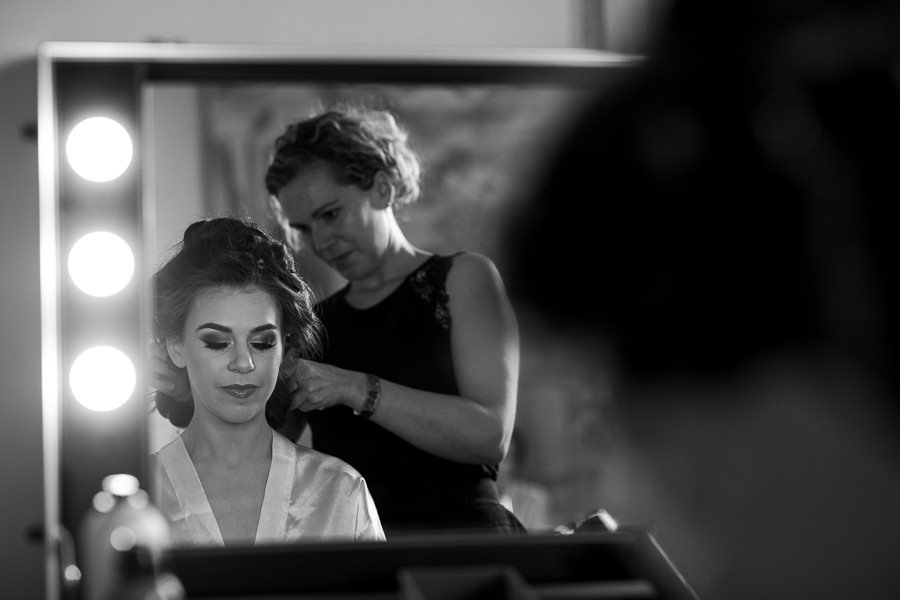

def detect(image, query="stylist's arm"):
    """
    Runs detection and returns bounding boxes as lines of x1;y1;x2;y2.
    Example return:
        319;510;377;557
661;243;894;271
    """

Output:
290;252;518;466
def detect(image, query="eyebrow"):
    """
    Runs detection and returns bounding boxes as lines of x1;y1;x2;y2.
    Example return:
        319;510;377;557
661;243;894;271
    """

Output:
289;199;340;228
195;323;278;334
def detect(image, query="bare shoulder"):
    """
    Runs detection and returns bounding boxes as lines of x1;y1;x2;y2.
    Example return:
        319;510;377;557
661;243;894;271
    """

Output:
446;251;505;292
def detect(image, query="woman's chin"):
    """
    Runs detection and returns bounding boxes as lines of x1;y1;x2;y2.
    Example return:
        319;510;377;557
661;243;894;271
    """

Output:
208;406;269;427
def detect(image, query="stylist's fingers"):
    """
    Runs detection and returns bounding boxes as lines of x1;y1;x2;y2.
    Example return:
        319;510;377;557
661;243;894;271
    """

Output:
147;339;175;393
288;359;312;411
147;338;190;399
289;359;342;412
291;393;324;413
289;388;327;413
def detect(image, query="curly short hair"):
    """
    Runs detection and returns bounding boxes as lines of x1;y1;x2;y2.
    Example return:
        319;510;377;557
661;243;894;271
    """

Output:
152;216;322;429
264;106;421;206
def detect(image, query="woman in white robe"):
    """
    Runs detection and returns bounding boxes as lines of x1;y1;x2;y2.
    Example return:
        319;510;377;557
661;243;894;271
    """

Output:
149;217;384;546
151;430;382;545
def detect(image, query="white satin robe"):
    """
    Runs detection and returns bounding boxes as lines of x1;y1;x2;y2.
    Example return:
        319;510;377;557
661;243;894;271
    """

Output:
150;431;385;546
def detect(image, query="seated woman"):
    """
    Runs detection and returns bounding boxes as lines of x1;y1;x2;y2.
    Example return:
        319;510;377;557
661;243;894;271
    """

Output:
149;216;385;546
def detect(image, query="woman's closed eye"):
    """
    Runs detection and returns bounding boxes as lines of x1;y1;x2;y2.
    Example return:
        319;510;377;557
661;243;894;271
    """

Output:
202;338;230;352
250;338;277;351
200;339;276;352
319;208;340;222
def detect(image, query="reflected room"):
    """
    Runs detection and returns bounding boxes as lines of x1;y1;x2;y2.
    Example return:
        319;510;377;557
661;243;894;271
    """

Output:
40;39;702;600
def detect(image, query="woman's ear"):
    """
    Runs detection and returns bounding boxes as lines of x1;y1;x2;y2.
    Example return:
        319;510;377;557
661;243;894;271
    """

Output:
166;338;187;368
372;171;395;209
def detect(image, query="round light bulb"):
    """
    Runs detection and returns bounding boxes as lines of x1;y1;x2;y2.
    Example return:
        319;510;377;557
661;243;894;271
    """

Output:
69;346;136;411
65;116;133;182
102;473;140;497
67;231;135;297
63;565;82;584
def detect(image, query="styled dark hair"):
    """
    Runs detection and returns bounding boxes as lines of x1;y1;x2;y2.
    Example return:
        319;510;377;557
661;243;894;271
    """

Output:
152;216;322;429
264;106;421;205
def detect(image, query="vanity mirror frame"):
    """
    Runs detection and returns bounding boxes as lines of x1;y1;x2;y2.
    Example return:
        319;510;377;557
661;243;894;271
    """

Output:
38;41;644;600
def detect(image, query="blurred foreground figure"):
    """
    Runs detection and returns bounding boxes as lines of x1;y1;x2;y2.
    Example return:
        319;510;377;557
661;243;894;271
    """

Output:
507;1;900;598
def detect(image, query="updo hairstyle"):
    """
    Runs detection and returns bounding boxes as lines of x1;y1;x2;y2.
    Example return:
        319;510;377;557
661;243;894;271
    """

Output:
152;216;322;429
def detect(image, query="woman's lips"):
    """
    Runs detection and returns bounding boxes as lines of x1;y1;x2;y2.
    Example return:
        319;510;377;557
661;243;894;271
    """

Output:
220;385;258;399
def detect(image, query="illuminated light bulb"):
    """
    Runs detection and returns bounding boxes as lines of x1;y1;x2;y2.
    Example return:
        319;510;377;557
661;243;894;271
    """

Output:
65;116;133;182
67;231;135;297
69;346;136;411
63;565;82;583
103;473;140;497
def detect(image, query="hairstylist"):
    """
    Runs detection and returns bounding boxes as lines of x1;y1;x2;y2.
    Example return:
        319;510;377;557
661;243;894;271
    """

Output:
264;106;525;535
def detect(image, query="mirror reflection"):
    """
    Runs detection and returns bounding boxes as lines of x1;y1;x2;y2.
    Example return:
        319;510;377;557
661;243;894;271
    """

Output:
147;80;613;543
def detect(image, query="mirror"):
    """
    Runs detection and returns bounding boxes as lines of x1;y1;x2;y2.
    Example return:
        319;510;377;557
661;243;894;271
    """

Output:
41;42;642;554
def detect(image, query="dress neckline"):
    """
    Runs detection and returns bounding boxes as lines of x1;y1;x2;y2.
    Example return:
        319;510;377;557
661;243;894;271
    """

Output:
339;254;439;311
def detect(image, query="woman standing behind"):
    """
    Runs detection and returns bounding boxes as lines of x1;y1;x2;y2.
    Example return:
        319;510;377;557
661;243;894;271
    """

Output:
264;107;524;534
150;216;384;546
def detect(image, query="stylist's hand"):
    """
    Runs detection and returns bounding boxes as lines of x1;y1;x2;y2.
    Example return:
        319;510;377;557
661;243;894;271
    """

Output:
148;338;190;401
288;359;366;413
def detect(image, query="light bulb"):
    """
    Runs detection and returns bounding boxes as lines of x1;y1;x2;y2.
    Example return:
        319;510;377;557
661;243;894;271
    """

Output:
67;231;134;297
69;346;136;411
65;116;133;182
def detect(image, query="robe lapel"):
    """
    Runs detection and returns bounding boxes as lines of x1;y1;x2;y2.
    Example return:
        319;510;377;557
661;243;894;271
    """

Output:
159;436;224;546
255;432;296;544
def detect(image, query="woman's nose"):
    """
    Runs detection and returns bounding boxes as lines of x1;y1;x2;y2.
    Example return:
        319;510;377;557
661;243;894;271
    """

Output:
228;345;255;373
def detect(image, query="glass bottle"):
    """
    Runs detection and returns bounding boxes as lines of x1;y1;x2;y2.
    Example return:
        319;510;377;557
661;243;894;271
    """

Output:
77;474;173;600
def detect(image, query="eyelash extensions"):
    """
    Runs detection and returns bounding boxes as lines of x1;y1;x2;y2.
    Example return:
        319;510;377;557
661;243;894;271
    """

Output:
201;339;278;353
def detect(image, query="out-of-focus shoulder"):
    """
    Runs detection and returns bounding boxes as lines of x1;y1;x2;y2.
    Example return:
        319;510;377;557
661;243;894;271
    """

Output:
447;251;504;288
450;251;495;268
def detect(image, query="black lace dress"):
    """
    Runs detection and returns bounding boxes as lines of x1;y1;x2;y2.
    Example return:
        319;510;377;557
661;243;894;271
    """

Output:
307;253;526;535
